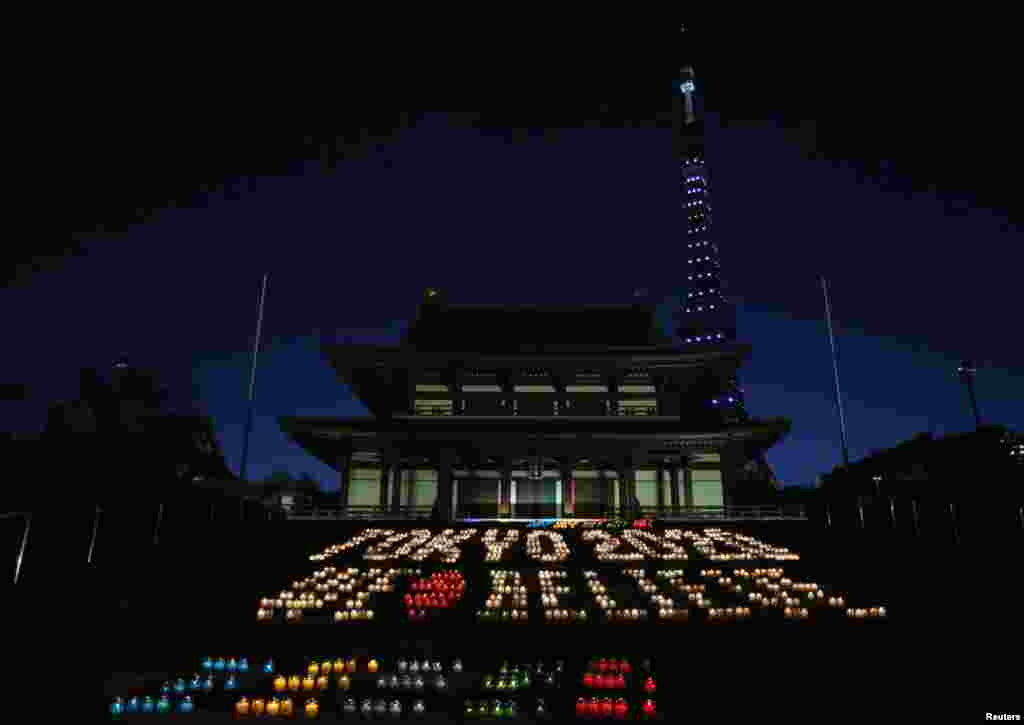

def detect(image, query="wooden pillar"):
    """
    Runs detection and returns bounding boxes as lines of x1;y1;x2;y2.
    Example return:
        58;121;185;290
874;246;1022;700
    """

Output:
560;460;573;517
599;467;610;515
670;466;681;508
720;444;742;509
391;460;403;513
618;460;638;515
338;454;352;507
683;466;694;507
379;452;393;510
436;448;454;522
656;462;665;509
500;457;513;517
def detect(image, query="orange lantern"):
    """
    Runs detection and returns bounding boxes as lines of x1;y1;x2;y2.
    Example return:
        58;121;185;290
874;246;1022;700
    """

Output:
316;675;329;691
251;698;266;715
288;675;302;692
266;697;281;717
273;675;287;693
337;674;351;690
333;658;345;673
305;698;320;719
308;662;320;675
321;661;333;675
235;697;250;716
302;675;316;692
346;658;357;674
367;659;379;674
280;697;294;717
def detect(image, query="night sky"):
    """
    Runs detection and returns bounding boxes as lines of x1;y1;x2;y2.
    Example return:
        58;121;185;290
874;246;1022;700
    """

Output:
10;30;1023;490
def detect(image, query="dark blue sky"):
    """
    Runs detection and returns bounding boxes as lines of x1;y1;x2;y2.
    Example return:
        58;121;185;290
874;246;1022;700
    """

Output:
9;107;1023;489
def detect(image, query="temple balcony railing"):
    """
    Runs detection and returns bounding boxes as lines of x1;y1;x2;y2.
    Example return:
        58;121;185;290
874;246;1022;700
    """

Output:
285;505;434;521
635;505;807;521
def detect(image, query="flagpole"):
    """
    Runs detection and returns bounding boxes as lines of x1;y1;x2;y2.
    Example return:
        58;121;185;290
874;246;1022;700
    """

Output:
821;276;850;468
240;274;268;484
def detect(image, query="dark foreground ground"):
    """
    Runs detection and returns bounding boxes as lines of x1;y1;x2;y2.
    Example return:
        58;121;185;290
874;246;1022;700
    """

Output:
4;513;1019;722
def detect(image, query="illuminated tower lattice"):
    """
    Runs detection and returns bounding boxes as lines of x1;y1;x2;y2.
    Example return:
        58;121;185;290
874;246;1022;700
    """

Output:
675;47;747;421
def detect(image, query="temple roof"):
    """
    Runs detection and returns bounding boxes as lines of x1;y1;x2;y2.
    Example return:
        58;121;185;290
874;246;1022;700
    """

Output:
405;301;672;352
279;415;791;470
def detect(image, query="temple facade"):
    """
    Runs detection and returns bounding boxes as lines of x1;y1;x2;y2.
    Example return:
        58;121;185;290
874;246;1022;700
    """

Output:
279;290;789;520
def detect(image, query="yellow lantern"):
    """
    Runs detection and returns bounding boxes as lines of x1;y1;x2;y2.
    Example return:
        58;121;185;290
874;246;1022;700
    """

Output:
333;658;345;673
308;662;320;675
368;659;379;673
305;698;320;719
316;675;329;691
337;674;351;690
303;675;316;691
274;675;288;693
267;697;281;717
252;698;266;715
288;675;302;692
280;697;294;717
321;661;333;675
235;697;250;716
346;658;357;674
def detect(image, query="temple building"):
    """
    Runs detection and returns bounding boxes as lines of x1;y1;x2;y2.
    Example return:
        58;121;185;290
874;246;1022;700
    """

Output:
278;289;790;520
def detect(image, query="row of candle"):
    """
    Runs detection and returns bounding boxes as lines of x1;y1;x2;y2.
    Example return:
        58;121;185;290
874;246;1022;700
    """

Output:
575;697;657;718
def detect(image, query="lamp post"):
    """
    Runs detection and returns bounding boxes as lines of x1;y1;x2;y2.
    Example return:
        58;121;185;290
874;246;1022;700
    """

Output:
956;360;982;431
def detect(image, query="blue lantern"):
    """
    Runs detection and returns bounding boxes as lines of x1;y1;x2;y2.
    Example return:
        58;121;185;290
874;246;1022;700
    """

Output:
160;681;172;695
227;658;238;672
201;657;213;671
110;697;125;716
126;697;140;713
141;697;156;713
177;695;195;714
189;674;202;691
156;695;172;714
263;658;275;674
173;678;187;694
225;674;238;691
202;676;215;693
238;657;249;673
214;658;226;672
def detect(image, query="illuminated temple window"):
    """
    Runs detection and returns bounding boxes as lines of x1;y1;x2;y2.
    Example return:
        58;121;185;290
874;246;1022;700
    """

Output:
348;467;382;508
412;469;438;507
617;399;658;416
513;385;556;392
635;470;659;507
691;452;721;464
415;384;450;393
619;385;656;393
414;399;453;415
566;385;608;393
462;385;502;392
691;469;723;507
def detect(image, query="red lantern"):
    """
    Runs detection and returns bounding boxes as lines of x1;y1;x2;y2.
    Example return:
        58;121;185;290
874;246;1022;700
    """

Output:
642;700;656;717
619;661;631;674
614;674;626;689
643;677;656;694
598;659;609;673
600;699;614;718
587;698;600;716
576;698;587;717
608;659;619;674
583;674;595;689
407;608;416;619
614;699;628;719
